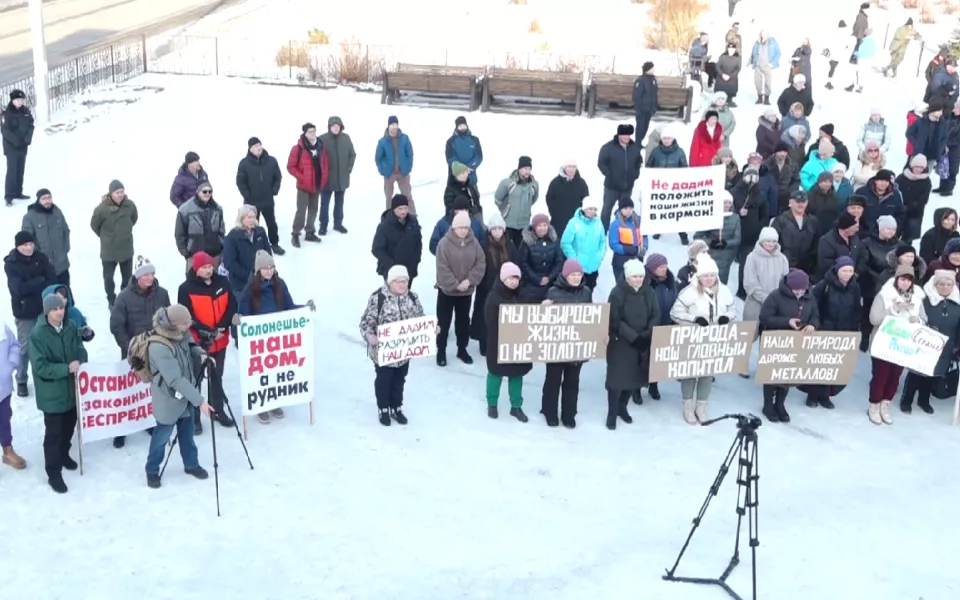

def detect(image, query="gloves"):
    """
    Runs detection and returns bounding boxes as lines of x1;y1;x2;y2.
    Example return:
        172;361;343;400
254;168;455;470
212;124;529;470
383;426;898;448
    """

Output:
694;317;710;327
232;313;242;326
80;326;95;342
717;240;727;249
631;336;648;349
709;239;722;249
717;316;730;325
306;299;316;312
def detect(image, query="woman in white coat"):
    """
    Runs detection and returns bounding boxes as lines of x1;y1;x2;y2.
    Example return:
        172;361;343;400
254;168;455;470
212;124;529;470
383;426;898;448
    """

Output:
669;254;738;424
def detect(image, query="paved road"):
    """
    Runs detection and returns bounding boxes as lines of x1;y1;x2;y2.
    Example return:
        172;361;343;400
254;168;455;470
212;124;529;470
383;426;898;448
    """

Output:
0;0;244;82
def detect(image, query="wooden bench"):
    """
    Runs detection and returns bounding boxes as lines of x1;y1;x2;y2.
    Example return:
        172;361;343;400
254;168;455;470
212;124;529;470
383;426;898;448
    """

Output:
585;73;693;123
381;63;484;110
657;75;694;124
481;68;583;115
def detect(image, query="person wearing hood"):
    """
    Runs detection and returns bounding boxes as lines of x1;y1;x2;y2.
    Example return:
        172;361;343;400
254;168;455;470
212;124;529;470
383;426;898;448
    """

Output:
743;227;790;324
855;169;905;232
781;124;809;166
287;123;329;248
919;207;959;265
21;188;70;285
800;139;840;191
29;292;87;493
689;111;724;168
472;212;518;356
608;196;647;282
445;115;483;185
541;259;594;428
372;194;422;288
856;109;891;153
222;205;273;304
732;163;772;297
435;212;485;367
806;171;841;238
759;269;820;423
605;258;659;427
318;116;356;235
5;230;55;398
518;212;564;303
694;192;741;285
772;191;819;273
545;158;589;238
235;137;284;255
906;102;947;166
927;238;960;285
643;253;678;400
109;255;170;447
429;195;487;255
778;102;811;140
712;148;741;190
375;116;414;212
807;124;852;170
761;145;799;212
776;76;813;117
169;151;210;209
714;44;742;106
804;256;861;407
851;142;887;189
444;161;483;216
645;123;689;169
91;180;138;308
897;154;931;244
2;89;34;204
859;217;904;345
597;123;643;230
174;180;225;273
560;197;606;291
359;265;426;426
788;39;813;90
177;251;239;430
831;164;854;209
483;262;531;423
633;61;658;143
670;254;737;424
906;101;926;156
868;265;926;424
703;92;736;147
901;270;960;414
815;211;865;282
0;322;24;469
755;107;781;158
677;239;709;291
42;284;94;343
494;156;540;248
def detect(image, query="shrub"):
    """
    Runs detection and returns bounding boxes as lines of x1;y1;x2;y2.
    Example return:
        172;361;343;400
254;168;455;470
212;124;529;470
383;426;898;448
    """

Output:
939;0;960;14
920;1;936;22
306;28;330;44
326;40;386;84
900;0;920;7
537;41;551;52
275;41;310;68
528;18;542;34
631;0;651;3
508;0;528;4
642;0;707;51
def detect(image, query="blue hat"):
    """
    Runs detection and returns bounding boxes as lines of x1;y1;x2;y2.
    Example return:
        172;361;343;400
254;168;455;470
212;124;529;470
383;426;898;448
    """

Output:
387;115;399;125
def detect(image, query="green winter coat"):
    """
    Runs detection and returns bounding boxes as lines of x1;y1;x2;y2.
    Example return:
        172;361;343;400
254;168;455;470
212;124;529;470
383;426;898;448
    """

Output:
90;194;139;262
318;116;357;192
29;317;88;414
494;170;539;230
888;25;919;66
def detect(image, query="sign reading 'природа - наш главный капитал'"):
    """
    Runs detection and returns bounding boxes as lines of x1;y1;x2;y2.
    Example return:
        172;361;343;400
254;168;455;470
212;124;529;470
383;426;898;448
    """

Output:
648;322;757;381
497;303;610;364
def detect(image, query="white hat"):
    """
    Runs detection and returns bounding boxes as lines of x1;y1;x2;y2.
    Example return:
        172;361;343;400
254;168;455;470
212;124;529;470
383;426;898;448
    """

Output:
696;254;719;276
582;196;601;210
662;123;684;141
386;265;409;284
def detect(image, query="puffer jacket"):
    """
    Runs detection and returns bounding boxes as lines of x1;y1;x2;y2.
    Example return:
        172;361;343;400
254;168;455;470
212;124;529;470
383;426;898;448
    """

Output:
670;280;738;324
868;277;927;346
358;284;426;367
859;235;902;299
851;149;887;188
518;225;564;302
21;201;70;275
805;184;840;238
645;267;679;325
483;280;532;377
759;279;821;331
90;194;138;263
800;153;839;191
435;228;486;296
174;196;225;258
560;208;606;274
546;273;594;303
743;239;790;322
606;279;659;391
608;209;647;272
921;278;960;377
896;166;932;222
222;226;272;292
919;207;959;265
29;318;87;414
811;268;862;332
780;112;811;137
4;248;56;319
875;248;927;293
815;229;865;283
856;177;906;231
169;163;210;208
704;103;736;146
772;210;820;273
694;214;741;283
109;279;172;358
857;119;890;153
755;117;781;158
493;170;539;230
147;322;204;425
645;139;689;168
545;166;589;238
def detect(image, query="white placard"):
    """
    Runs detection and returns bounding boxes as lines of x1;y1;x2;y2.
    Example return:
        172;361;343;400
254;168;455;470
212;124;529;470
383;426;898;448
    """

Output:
639;164;726;235
77;362;156;444
377;316;438;366
238;307;315;416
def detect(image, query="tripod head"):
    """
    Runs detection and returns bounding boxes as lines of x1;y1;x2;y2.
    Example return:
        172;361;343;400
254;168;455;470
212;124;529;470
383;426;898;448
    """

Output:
699;413;762;434
194;328;218;350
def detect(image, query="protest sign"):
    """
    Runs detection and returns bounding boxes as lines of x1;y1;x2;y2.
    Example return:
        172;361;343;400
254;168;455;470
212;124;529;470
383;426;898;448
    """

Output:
869;316;947;376
755;331;861;385
497;303;609;363
76;362;156;445
238;308;316;434
638;164;726;235
377;316;438;366
649;322;757;381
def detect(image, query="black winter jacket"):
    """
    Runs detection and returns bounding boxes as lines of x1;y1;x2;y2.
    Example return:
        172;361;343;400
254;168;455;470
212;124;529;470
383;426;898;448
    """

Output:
776;86;814;117
632;74;658;113
1;102;34;155
483;280;532;378
606;280;659;391
859;234;901;298
645;141;688;168
816;229;865;283
772;211;819;273
222;226;272;292
811;269;861;331
371;210;423;278
442;172;482;215
805;186;840;238
518;225;565;302
922;290;960;377
759;279;821;331
896;169;932;220
731;180;768;244
4;248;56;319
109;279;171;358
545;275;593;303
598;136;642;192
919;207;959;265
235;150;283;208
480;236;519;292
545;169;589;238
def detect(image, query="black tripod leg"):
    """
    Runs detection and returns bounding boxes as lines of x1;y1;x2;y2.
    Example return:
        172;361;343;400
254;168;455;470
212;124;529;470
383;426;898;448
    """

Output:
746;433;759;600
208;361;254;470
210;411;220;517
159;431;179;479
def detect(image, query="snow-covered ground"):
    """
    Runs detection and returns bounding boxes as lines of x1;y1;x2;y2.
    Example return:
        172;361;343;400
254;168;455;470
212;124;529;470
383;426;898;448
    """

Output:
2;71;959;600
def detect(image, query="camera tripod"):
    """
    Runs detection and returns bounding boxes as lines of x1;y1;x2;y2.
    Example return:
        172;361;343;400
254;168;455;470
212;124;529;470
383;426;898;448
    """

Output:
663;413;760;600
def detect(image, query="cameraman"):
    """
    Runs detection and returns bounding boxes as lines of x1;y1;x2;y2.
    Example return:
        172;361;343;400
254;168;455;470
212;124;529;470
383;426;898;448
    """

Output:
177;252;238;430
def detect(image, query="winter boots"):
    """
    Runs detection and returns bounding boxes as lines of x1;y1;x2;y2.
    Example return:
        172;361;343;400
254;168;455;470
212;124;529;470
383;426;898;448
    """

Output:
488;405;498;419
379;408;391;426
436;349;447;367
291;234;301;248
879;400;893;424
390;408;408;425
2;446;26;469
648;382;660;400
185;466;209;480
606;390;632;430
47;469;67;494
456;348;473;365
258;408;285;424
682;399;697;425
761;387;789;423
16;382;27;397
509;407;529;423
304;232;321;243
632;389;643;405
868;401;894;425
694;400;708;423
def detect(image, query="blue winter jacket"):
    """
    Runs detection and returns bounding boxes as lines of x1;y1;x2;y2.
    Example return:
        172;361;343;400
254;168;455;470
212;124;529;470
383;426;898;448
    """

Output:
608;210;648;256
239;278;298;316
750;39;781;69
429;213;487;255
855;36;877;60
560;209;606;274
41;284;86;328
445;129;483;184
834;178;854;209
221;226;272;292
0;324;18;400
645;267;678;326
375;130;414;177
800;155;840;191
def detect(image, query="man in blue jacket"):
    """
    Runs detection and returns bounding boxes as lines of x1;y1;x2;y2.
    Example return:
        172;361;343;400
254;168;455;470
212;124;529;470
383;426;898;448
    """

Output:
429;196;487;255
445;116;482;185
375;116;415;213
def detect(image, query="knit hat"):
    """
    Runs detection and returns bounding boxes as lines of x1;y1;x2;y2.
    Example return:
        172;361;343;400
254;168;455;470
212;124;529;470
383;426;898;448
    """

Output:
688;239;709;260
820;124;835;136
184;151;200;165
387;115;399;126
455;115;468;127
847;194;867;208
192;251;215;272
715;147;734;160
618;196;635;210
254;249;275;271
623;259;645;279
763;106;779;120
785;269;809;290
743;166;760;181
386;264;409;284
530;213;550;228
909;154;928;168
704;110;720;121
930;269;956;286
662;123;683;140
713;91;728;102
817;171;833;184
14;231;34;247
451;195;472;212
487;211;507;230
876;169;896;181
451;212;471;229
518;155;532;170
562;259;584;278
818;139;835;156
877;215;898;231
642;61;654;73
894;265;916;279
758;226;779;243
645;252;668;272
895;244;916;258
582;196;601;211
132;255;155;279
302;122;316;134
500;262;522;282
834;255;855;271
946;238;960;256
9;89;25;100
562;157;578;168
617;123;635;136
108;179;124;194
451;161;469;178
196;181;213;194
774;141;790;153
157;305;192;328
43;293;65;315
837;212;858;230
695;254;719;276
247;136;262;149
830;163;847;174
391;194;409;209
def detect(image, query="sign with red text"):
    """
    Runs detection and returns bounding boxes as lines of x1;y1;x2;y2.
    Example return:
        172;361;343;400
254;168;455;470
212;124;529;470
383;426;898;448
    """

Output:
638;164;725;235
238;307;315;416
77;362;156;444
377;316;438;366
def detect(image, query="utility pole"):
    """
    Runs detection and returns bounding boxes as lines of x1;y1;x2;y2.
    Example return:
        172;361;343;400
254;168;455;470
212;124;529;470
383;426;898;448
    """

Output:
28;0;49;125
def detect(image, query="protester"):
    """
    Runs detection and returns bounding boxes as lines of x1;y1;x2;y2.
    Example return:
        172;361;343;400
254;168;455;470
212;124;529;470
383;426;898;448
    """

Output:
1;89;34;204
705;92;737;147
805;257;861;408
815;212;865;282
857;170;905;233
715;44;742;106
859;219;904;346
372;194;422;289
42;284;94;343
800;140;839;191
21;189;70;285
755;108;781;158
435;213;485;367
560;197;606;291
545;159;589;238
222;205;273;298
607;196;646;282
444;162;483;216
646;124;691;245
772;191;819;274
851;143;888;188
472;212;518;357
694;192;741;285
375;116;415;212
445;116;483;185
897;155;932;244
809;124;852;170
743;227;790;323
689;111;724;167
0;323;24;469
494;156;539;248
777;76;814;117
919;208;959;265
169;152;209;209
806;173;841;238
926;238;960;284
733;163;774;296
90;180;138;308
712;148;741;190
597;124;642;230
174;181;225;272
287;123;328;247
643;253;678;400
236;137;284;254
318;116;356;235
677;240;710;291
749;30;781;105
518;213;564;303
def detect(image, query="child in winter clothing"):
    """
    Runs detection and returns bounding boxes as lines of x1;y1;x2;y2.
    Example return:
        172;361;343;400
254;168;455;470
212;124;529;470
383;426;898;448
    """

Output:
677;240;710;290
472;212;518;356
484;262;531;422
851;142;887;188
919;208;959;265
435;211;486;367
359;265;426;426
856;109;890;153
42;284;94;342
694;192;741;284
643;253;677;400
897;154;932;243
0;323;23;469
607;196;647;282
560;196;606;290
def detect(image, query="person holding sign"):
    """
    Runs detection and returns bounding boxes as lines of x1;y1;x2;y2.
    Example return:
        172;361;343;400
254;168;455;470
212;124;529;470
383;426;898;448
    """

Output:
360;265;427;426
518;213;565;304
759;269;820;423
484;262;531;422
560;197;606;292
435;212;486;367
643;253;679;400
868;265;926;425
605;259;659;429
669;254;738;424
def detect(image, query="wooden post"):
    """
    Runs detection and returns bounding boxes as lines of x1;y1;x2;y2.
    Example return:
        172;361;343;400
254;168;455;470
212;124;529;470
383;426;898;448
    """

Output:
75;381;85;475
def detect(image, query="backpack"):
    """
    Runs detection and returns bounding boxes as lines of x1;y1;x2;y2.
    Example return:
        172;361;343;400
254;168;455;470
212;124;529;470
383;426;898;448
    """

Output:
127;330;174;383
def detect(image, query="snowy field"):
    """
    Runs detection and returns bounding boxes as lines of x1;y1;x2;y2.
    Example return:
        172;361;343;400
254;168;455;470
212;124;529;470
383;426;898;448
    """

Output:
2;71;960;600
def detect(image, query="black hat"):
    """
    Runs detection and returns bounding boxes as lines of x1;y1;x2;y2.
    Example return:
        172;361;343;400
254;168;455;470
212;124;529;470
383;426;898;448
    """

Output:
838;20;847;28
14;231;34;247
876;169;896;181
617;123;635;136
387;115;399;126
9;89;25;101
642;61;654;73
518;155;532;170
789;190;808;203
452;195;472;212
36;188;51;201
704;110;720;121
391;194;409;209
455;115;468;127
906;17;914;26
774;141;790;153
847;194;868;208
247;136;262;148
895;244;916;258
837;212;858;230
302;122;316;134
928;100;945;113
860;2;870;9
184;151;200;164
618;196;634;210
820;123;835;136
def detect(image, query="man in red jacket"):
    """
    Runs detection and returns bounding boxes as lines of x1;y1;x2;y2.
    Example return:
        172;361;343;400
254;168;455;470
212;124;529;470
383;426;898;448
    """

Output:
286;123;329;248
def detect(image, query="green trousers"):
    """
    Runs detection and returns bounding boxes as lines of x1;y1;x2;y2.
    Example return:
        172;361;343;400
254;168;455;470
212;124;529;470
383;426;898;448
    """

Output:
486;373;523;408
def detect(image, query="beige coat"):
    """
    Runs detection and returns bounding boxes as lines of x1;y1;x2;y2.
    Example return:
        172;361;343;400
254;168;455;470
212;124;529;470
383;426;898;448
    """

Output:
435;228;486;296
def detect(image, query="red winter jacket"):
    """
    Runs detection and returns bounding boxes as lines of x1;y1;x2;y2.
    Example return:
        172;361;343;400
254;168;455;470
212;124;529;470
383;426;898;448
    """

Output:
906;110;920;157
689;120;724;167
287;137;329;194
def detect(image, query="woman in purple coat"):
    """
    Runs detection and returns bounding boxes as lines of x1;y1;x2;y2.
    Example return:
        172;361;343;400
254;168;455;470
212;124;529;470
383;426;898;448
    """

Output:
169;151;210;208
0;322;24;469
